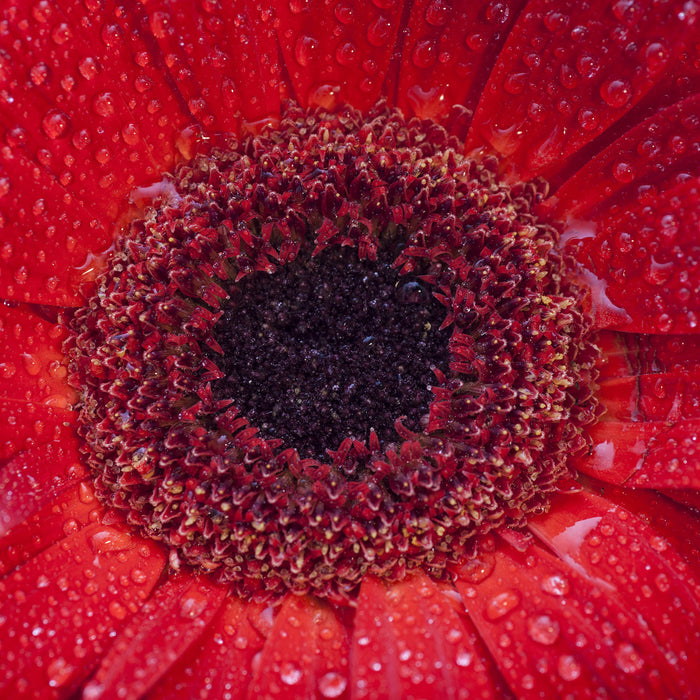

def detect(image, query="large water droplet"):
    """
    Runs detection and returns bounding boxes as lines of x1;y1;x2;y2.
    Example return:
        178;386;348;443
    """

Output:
600;79;632;108
367;16;392;47
557;654;582;681
318;671;347;697
485;590;520;620
280;661;302;686
614;642;644;673
42;109;71;139
526;614;560;645
541;573;570;596
294;35;319;67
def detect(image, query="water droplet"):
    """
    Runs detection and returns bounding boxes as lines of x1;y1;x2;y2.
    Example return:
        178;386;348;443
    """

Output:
526;614;560;645
289;0;308;12
398;280;429;304
180;589;209;618
280;661;302;685
367;16;392;47
578;108;599;131
485;590;520;620
425;0;450;26
294;35;319;67
600;79;632;108
412;40;436;69
504;72;527;95
51;22;72;45
335;41;358;66
615;642;644;673
557;654;582;681
78;57;100;80
455;649;473;667
319;671;347;697
30;62;51;86
542;574;570;596
613;161;635;183
90;528;132;553
121;123;140;146
109;601;127;619
46;657;75;688
93;92;116;117
334;3;354;23
42;109;71;139
543;10;569;33
486;1;510;24
656;313;673;333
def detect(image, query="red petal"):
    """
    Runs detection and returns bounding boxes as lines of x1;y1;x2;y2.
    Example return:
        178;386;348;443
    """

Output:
83;572;227;700
351;571;503;699
0;304;75;407
529;490;700;695
249;595;350;698
466;0;697;180
564;176;700;333
0;522;165;698
454;540;684;698
397;0;526;127
576;418;700;489
0;398;75;461
0;146;112;306
0;481;102;576
271;0;404;110
598;370;700;422
579;477;700;580
141;0;283;131
148;598;267;700
548;94;700;333
0;0;192;266
0;439;87;536
595;330;700;381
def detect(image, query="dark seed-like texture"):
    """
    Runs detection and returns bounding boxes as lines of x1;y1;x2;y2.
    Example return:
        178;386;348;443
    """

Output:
66;103;600;602
209;245;450;460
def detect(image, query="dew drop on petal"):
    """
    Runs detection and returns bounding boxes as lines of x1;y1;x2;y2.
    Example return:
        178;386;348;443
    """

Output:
93;92;116;117
42;109;71;139
485;590;520;620
542;573;570;596
288;0;307;13
412;40;437;68
600;79;632;108
279;661;302;686
89;528;132;553
78;56;100;80
46;657;75;688
335;41;358;66
318;671;347;697
455;649;473;667
557;654;582;681
294;35;319;67
526;614;560;645
425;0;450;26
179;589;209;618
615;643;644;674
367;16;392;47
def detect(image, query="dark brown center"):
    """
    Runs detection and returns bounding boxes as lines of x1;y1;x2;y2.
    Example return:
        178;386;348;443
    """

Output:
209;245;450;460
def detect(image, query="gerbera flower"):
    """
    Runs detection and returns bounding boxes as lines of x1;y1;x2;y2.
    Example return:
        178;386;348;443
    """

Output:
1;0;699;697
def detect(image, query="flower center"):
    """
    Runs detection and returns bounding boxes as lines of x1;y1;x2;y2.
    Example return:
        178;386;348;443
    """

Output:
66;103;599;602
208;245;449;460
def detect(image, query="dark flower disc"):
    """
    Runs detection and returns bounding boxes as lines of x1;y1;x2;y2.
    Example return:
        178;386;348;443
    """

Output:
66;103;599;601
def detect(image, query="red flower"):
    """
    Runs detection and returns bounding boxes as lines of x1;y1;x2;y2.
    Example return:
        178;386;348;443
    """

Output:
1;0;699;698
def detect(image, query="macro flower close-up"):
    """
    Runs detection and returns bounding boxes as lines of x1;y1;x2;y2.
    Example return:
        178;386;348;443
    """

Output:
1;0;700;697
